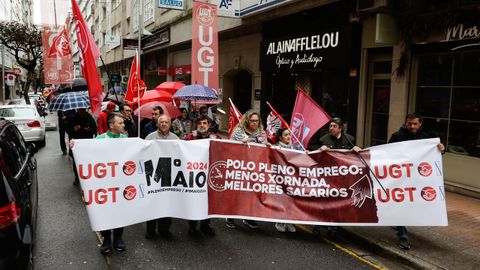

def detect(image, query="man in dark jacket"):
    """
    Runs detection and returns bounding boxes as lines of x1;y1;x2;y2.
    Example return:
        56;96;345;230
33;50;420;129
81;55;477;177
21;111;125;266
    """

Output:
316;117;361;237
67;108;97;185
119;103;137;137
388;113;445;250
319;117;361;152
184;115;221;237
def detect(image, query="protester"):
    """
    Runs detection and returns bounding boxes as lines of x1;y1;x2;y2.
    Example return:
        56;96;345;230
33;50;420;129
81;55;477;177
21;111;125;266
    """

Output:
184;115;221;236
58;110;74;155
273;128;299;233
388;113;445;250
67;108;97;185
97;101;116;134
171;107;192;139
141;106;163;139
119;102;137;137
144;114;179;239
227;109;271;229
315;117;361;237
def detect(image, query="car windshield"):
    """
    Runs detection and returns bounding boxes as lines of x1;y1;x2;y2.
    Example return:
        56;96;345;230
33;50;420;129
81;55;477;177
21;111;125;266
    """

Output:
0;108;36;117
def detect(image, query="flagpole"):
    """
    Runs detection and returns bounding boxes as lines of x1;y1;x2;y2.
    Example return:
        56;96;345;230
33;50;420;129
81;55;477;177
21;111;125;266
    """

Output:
266;101;306;151
136;49;141;137
99;55;119;102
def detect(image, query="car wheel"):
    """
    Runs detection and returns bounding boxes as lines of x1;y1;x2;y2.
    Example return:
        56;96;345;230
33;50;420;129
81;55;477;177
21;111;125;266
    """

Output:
37;138;46;148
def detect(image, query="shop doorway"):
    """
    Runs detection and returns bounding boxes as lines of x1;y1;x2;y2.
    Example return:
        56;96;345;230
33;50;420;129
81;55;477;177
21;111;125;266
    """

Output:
365;55;392;146
232;69;252;114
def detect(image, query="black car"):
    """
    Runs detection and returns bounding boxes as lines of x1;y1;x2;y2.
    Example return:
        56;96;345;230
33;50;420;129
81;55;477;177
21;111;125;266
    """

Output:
0;119;38;270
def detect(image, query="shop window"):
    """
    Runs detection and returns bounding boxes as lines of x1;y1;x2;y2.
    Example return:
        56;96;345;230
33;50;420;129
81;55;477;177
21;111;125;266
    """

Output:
416;52;480;158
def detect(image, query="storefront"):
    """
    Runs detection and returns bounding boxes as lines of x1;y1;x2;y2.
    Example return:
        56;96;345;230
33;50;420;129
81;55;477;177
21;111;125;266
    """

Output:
260;1;361;147
359;10;480;195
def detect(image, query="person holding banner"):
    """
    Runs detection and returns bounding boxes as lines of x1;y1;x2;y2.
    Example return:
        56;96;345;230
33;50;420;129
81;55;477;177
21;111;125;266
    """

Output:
388;113;445;250
96;113;127;254
184;115;221;236
69;113;127;254
316;117;361;237
273;128;300;233
227;110;271;229
145;115;179;239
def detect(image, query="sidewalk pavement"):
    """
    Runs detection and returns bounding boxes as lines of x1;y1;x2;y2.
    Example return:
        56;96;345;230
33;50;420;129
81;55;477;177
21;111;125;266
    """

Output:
342;191;480;270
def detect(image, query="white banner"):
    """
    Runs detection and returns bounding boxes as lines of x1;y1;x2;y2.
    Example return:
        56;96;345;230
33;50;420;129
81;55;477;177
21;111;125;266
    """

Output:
72;138;447;231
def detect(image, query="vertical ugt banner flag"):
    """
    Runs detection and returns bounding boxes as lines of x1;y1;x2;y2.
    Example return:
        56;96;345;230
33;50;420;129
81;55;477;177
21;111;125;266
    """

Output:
192;1;219;91
125;53;146;102
41;25;74;84
290;88;331;148
71;0;103;116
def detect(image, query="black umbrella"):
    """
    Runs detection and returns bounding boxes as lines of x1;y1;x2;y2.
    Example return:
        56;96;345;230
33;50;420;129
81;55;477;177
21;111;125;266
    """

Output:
56;78;88;93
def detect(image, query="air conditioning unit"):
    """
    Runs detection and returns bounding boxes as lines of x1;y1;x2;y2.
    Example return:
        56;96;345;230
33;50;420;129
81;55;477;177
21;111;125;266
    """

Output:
121;75;129;84
357;0;388;12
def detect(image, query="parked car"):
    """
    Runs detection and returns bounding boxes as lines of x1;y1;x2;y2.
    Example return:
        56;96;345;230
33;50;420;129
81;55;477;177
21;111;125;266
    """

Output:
0;105;46;147
8;97;48;117
0;119;38;270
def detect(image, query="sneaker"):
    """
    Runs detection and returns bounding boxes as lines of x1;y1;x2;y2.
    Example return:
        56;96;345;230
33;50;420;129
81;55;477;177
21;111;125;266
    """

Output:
113;238;126;252
399;238;411;250
188;227;199;237
100;239;112;255
159;231;173;240
285;224;296;233
225;219;237;229
200;224;216;236
275;223;286;232
242;219;259;229
73;178;79;186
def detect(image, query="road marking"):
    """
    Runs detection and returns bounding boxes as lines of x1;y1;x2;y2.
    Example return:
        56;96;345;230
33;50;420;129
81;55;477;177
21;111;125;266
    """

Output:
296;224;387;270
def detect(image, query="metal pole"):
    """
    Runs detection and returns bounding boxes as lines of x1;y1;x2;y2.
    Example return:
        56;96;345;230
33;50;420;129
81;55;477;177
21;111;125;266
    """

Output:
1;44;5;103
138;0;143;69
53;0;58;28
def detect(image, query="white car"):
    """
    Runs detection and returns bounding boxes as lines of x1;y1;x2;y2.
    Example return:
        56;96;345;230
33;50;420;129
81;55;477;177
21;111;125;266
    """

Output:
0;105;46;147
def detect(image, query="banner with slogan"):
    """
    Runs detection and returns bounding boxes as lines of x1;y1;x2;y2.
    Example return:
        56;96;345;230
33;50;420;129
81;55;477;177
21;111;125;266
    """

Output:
191;1;219;91
72;138;447;231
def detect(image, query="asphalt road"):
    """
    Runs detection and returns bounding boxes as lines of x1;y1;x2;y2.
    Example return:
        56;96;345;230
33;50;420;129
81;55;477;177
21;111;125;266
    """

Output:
32;114;394;270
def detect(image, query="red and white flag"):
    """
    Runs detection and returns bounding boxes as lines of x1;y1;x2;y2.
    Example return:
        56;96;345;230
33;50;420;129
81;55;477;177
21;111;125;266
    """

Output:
228;98;242;137
290;88;330;148
192;1;219;91
125;54;146;102
41;23;74;84
71;0;103;116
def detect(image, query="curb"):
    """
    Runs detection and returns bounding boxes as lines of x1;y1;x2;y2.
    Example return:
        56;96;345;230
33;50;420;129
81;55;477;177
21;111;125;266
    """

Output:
340;228;443;270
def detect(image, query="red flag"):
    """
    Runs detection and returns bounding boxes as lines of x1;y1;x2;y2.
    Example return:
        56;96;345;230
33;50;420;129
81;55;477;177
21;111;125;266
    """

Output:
125;55;146;102
71;0;103;116
228;98;242;137
48;27;72;57
290;88;331;148
41;25;74;84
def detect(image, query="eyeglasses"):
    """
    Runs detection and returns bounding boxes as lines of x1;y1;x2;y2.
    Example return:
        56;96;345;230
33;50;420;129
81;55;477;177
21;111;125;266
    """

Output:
249;119;259;123
124;109;132;112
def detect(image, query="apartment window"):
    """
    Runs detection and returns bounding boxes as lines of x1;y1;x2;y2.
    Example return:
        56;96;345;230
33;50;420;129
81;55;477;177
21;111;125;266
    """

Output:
415;52;480;158
132;0;139;32
144;0;154;23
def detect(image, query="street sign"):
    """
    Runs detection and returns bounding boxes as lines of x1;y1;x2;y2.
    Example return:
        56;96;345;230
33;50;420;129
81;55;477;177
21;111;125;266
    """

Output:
123;39;138;50
158;0;184;10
